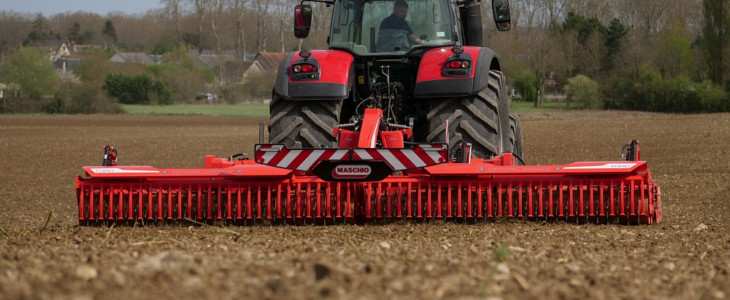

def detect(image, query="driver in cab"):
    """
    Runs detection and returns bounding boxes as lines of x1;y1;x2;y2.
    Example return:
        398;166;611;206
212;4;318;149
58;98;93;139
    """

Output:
377;0;422;51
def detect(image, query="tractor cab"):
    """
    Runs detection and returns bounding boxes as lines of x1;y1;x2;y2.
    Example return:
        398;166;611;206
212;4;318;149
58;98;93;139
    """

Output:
330;0;457;54
295;0;511;55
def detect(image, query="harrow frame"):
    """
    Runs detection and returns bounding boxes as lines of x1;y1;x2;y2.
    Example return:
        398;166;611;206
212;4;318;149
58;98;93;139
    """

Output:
76;153;661;225
76;108;661;225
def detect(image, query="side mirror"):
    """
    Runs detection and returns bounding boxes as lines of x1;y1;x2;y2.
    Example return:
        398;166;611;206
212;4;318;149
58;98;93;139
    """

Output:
492;0;511;31
294;4;313;38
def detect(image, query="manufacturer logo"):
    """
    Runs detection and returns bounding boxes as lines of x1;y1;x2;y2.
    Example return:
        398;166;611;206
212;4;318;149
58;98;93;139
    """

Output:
331;165;372;179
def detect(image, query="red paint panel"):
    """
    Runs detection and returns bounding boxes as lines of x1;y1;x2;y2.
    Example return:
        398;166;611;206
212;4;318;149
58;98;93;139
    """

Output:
290;50;353;84
416;46;482;82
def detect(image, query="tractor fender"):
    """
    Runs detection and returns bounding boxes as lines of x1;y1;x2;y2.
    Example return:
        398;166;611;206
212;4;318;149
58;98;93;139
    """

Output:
413;46;501;98
273;50;354;101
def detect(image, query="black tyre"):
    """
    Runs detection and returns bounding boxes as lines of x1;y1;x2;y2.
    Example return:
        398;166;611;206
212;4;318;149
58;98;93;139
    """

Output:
494;70;511;155
268;94;341;148
427;71;508;158
508;114;524;164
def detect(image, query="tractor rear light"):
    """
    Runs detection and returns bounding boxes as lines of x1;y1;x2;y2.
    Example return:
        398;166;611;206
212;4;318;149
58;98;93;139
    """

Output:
442;57;472;77
291;61;320;81
446;60;470;69
293;63;317;73
302;64;317;72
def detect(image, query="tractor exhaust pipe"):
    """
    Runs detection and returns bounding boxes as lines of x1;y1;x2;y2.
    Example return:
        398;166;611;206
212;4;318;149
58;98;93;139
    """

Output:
461;4;483;47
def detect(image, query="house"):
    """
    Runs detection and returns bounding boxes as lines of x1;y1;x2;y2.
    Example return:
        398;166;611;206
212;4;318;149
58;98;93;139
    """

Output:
187;50;255;85
110;52;161;65
225;60;253;84
241;52;288;83
47;41;82;82
65;41;105;53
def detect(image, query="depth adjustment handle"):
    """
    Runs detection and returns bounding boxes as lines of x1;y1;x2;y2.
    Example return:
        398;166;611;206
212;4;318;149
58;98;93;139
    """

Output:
622;140;640;161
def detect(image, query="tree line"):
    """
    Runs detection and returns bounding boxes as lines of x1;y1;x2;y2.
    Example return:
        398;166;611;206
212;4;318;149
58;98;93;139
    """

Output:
1;0;730;113
499;0;729;112
0;0;328;59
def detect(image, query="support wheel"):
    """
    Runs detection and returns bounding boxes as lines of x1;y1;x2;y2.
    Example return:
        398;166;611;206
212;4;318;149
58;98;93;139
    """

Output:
268;94;341;148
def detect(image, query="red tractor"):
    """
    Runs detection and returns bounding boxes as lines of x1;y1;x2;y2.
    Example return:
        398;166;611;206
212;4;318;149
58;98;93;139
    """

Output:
270;0;519;161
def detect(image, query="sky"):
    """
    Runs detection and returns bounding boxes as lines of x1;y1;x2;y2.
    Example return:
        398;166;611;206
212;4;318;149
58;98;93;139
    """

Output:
2;0;164;16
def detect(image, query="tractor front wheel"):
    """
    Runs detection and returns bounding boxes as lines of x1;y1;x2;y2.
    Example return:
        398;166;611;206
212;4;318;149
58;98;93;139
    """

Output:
268;94;341;148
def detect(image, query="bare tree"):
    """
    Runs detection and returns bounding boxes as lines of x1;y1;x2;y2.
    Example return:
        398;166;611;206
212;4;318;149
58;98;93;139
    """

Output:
255;0;273;52
515;0;540;40
702;0;730;84
616;0;669;34
528;30;558;106
678;0;704;37
305;2;333;50
564;0;605;21
210;0;225;85
541;0;567;26
0;12;33;56
231;0;247;59
272;0;292;52
210;0;223;53
161;0;185;43
555;30;580;79
191;0;210;52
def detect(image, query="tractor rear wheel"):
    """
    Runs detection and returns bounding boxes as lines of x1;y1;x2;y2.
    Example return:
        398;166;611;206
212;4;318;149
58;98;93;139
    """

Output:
427;70;507;159
268;94;341;148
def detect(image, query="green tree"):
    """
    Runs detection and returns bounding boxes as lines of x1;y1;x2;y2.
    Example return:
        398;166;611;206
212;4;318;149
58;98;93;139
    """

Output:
68;22;96;45
24;14;59;46
604;18;628;70
556;12;628;76
566;75;601;109
152;30;180;55
146;45;214;102
102;19;118;44
701;0;730;84
103;73;149;104
68;22;81;42
657;19;694;78
103;73;172;105
242;70;276;101
512;69;538;104
1;47;59;100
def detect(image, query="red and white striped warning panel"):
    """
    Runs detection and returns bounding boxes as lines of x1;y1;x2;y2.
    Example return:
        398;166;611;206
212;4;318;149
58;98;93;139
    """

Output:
255;145;349;171
351;145;447;171
255;144;447;171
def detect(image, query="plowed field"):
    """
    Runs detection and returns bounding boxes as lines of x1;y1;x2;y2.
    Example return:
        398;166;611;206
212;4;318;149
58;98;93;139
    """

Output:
1;111;728;300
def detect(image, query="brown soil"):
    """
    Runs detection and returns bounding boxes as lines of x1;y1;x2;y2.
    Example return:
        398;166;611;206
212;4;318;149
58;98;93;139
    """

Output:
0;112;728;300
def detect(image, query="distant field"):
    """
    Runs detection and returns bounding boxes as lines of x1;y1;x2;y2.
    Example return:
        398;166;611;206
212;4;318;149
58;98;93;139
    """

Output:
122;103;270;117
123;101;566;118
509;100;565;113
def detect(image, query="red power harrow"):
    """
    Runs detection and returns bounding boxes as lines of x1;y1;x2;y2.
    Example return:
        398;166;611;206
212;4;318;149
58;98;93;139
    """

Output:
75;109;661;225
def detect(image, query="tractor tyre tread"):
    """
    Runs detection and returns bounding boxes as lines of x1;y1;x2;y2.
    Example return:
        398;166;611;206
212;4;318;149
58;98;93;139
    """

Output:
268;95;341;148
